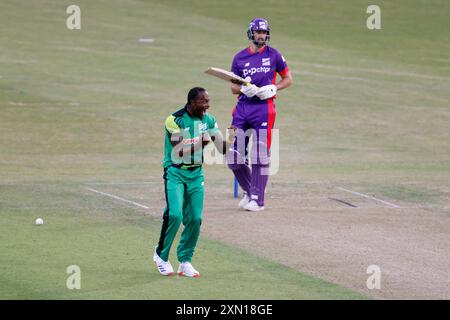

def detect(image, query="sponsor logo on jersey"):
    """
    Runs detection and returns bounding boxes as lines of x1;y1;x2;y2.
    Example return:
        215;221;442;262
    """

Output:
182;137;200;145
262;58;271;66
242;66;271;77
199;123;208;133
261;122;267;127
244;62;250;67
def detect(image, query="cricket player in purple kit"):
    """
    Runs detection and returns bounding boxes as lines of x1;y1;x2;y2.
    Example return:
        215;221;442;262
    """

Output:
227;18;293;211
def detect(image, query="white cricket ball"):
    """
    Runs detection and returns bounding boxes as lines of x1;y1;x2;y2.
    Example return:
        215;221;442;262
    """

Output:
35;218;44;225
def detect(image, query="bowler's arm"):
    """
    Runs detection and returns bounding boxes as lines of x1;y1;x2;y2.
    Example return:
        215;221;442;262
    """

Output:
169;133;209;157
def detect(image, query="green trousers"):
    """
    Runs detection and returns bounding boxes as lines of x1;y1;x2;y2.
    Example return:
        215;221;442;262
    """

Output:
156;165;204;263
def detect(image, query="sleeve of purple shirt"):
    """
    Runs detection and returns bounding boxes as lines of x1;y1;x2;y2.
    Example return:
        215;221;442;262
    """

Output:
275;50;289;76
231;55;240;76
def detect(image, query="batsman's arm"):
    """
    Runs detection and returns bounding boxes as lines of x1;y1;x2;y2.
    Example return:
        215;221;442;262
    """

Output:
275;70;293;91
230;58;242;95
231;81;242;95
232;73;292;94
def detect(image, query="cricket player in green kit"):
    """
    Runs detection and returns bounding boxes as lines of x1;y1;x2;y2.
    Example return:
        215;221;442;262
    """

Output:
153;87;235;277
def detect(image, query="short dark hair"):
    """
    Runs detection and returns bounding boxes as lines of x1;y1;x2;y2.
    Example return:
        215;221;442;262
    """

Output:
187;87;206;105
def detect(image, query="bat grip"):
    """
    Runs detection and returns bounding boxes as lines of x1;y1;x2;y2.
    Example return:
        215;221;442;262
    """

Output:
244;82;259;90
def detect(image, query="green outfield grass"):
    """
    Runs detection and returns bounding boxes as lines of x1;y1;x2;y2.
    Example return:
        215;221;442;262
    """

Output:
0;184;363;299
1;0;449;299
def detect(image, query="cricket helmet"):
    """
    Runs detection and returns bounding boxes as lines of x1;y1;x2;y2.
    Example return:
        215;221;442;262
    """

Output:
247;18;271;47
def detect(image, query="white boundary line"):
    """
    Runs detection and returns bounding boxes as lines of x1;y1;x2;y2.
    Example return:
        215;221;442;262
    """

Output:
336;187;401;208
83;180;328;187
262;206;416;210
84;181;160;186
86;187;149;209
84;183;405;210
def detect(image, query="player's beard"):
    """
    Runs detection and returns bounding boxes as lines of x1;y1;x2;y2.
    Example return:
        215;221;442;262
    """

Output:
253;37;267;48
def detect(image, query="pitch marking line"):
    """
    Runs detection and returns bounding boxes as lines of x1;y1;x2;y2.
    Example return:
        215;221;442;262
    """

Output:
336;187;401;208
84;181;160;186
86;187;149;209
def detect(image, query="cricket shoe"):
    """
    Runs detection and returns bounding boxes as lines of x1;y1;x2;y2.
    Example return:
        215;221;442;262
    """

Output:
238;192;250;209
178;262;200;278
153;248;174;276
244;200;265;212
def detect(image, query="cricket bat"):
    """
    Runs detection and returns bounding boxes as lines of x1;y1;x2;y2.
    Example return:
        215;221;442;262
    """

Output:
204;67;253;86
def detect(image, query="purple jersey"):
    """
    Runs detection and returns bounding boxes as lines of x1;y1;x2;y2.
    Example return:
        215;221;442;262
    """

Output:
231;46;289;104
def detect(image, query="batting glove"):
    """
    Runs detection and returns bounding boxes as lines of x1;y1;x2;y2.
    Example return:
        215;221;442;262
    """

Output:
256;84;277;100
240;77;258;97
240;84;258;98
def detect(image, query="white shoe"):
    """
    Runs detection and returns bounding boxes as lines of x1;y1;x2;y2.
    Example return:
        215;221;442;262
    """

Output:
238;193;250;209
178;262;200;278
244;200;264;212
153;248;174;276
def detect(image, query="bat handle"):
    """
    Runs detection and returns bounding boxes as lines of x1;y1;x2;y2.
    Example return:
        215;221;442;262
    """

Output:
245;82;259;90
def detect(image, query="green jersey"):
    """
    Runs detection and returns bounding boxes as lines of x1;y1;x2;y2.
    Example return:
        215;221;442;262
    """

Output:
163;105;219;169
